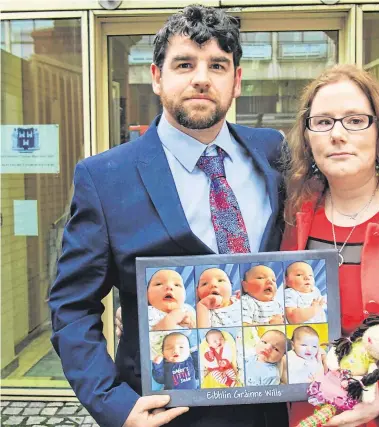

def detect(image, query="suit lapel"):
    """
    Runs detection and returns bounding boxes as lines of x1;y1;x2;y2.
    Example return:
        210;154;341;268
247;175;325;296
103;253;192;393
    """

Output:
228;125;281;251
136;120;212;254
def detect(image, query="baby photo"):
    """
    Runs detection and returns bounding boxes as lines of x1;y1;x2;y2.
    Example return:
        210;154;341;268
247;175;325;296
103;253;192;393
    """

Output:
284;260;327;324
244;326;287;386
136;250;340;406
199;328;244;388
195;264;242;328
285;324;328;384
150;330;199;391
241;262;285;325
146;267;196;331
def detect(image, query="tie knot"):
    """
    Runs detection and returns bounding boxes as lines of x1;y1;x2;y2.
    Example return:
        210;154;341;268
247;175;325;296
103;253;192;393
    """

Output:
196;147;226;180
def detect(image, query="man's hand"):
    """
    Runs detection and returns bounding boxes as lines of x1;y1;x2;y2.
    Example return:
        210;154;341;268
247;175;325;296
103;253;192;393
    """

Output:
123;395;189;427
115;306;123;339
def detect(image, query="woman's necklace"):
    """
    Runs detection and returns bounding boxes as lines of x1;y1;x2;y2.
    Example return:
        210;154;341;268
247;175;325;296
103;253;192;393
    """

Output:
329;181;378;267
333;191;377;220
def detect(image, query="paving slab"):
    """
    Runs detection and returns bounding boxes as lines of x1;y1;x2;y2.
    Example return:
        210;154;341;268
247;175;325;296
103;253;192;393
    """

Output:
23;408;42;416
0;401;97;426
3;416;26;425
3;407;23;415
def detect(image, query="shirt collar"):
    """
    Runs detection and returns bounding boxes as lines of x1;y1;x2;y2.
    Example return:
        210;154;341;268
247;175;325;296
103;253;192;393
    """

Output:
157;113;234;173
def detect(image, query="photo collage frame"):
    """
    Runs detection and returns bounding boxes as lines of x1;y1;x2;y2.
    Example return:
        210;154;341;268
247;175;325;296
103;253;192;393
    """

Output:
136;250;340;407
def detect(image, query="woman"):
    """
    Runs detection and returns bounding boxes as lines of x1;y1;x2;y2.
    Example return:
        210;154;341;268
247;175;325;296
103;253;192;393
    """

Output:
281;64;379;427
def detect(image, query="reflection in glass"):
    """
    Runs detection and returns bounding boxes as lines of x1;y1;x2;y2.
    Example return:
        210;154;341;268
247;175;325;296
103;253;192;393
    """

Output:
363;12;379;81
1;19;83;390
237;31;338;134
109;35;160;147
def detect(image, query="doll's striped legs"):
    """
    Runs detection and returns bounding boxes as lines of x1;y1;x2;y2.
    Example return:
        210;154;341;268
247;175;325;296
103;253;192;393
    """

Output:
296;404;337;427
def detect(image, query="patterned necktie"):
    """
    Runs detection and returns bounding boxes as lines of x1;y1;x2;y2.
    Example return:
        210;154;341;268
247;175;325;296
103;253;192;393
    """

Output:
196;147;251;254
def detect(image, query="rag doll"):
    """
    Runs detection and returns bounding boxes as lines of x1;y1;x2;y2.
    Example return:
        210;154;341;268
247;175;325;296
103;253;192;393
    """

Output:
297;314;379;427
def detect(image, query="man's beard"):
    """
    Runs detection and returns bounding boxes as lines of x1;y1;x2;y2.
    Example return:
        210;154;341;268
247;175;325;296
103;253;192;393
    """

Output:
175;104;226;129
161;94;232;130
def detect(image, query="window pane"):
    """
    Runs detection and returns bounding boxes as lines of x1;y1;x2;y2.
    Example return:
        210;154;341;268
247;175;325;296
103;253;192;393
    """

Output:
11;20;34;43
108;35;160;147
237;30;338;134
241;32;271;43
363;12;379;81
1;18;83;390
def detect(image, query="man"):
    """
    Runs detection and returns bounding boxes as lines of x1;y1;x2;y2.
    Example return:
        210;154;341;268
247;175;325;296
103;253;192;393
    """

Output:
49;5;287;427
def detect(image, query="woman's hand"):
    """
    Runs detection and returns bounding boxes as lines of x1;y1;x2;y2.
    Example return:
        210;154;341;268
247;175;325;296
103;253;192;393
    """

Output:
324;383;379;427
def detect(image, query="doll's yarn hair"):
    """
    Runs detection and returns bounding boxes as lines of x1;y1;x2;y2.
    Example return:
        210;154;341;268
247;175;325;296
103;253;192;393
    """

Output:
347;368;379;400
334;315;379;363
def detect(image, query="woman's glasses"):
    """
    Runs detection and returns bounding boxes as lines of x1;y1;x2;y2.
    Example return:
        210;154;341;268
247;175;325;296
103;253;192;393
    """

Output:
305;114;378;132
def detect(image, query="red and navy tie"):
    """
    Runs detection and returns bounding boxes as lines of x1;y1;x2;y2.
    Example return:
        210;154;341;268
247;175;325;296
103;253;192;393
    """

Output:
197;147;251;254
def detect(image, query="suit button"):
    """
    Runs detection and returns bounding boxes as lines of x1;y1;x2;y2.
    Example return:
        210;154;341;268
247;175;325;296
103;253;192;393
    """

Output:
364;300;379;315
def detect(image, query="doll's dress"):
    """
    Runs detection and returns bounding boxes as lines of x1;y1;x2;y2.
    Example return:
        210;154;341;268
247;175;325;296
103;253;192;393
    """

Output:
307;340;374;411
307;370;359;411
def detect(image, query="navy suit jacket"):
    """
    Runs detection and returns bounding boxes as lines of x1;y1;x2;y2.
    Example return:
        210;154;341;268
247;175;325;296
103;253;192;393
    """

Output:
49;116;285;427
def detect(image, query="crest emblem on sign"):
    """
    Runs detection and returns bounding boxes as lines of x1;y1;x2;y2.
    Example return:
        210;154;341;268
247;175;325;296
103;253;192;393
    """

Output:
12;127;40;152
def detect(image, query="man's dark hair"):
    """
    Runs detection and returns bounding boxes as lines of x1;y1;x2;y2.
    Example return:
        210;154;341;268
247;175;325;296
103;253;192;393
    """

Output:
153;4;242;70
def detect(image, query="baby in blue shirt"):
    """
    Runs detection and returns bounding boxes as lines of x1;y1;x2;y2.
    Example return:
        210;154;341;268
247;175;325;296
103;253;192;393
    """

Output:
152;332;198;390
245;329;287;386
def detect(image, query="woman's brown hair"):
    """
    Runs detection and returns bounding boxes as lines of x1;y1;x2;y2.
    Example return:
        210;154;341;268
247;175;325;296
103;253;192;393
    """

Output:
284;64;379;224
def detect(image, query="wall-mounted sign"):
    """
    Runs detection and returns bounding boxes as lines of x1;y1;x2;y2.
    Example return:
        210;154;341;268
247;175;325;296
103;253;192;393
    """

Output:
1;124;59;174
14;200;38;236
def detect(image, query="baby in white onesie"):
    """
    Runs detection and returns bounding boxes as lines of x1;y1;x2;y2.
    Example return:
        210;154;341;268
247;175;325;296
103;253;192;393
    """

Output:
284;261;326;324
241;265;284;325
148;269;196;331
285;325;327;384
